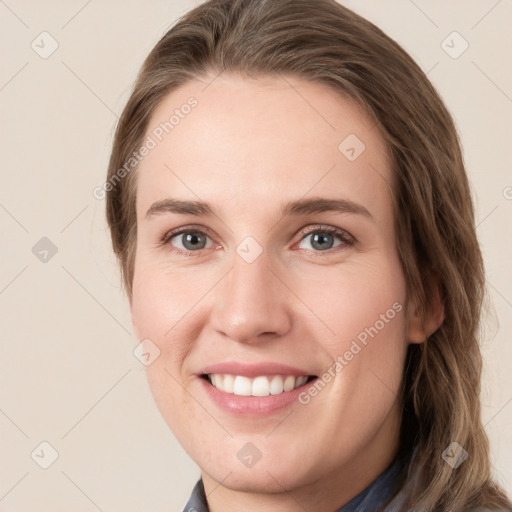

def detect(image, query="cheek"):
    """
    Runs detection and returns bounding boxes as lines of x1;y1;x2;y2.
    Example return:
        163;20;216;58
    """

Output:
293;257;407;353
295;256;408;417
130;256;204;340
131;262;186;377
130;264;202;438
130;257;216;391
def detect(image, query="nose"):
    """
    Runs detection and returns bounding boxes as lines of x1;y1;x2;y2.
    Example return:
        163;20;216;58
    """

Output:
210;250;293;344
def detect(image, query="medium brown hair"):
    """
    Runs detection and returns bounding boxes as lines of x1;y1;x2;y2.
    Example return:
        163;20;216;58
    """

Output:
106;0;511;509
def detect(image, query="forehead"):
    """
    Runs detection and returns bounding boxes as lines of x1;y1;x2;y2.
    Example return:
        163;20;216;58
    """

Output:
135;73;393;219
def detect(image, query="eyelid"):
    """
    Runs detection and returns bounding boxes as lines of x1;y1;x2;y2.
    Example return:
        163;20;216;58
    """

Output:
160;224;215;244
297;224;354;241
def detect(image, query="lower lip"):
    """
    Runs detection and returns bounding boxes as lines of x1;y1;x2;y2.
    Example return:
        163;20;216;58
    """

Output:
198;376;314;415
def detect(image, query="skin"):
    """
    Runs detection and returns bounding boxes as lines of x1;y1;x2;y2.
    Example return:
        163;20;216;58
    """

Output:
130;73;438;512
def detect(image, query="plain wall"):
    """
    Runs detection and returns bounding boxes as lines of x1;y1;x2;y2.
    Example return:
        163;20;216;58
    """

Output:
0;1;511;510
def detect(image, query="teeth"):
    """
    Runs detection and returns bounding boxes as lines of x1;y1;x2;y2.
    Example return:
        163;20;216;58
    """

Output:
295;375;308;387
233;376;252;396
252;376;270;396
269;376;284;395
208;374;310;396
223;374;234;393
283;375;295;392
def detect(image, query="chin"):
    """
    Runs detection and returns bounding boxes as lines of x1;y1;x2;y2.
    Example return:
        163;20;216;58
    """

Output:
193;438;318;494
204;462;310;494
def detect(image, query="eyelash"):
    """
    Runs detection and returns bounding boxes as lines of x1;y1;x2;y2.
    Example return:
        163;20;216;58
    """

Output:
159;224;355;257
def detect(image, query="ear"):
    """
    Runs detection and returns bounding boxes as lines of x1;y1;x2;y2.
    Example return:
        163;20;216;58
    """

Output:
406;273;445;344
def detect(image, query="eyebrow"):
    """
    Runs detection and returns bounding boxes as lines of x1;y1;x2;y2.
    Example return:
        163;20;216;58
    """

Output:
145;197;373;220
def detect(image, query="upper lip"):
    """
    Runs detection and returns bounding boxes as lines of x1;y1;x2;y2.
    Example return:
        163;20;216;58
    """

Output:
199;361;316;378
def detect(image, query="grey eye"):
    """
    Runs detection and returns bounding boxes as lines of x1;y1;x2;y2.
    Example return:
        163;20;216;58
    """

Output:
298;231;345;251
171;231;210;251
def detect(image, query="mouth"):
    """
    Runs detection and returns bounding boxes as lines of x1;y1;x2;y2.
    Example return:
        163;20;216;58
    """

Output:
201;373;317;397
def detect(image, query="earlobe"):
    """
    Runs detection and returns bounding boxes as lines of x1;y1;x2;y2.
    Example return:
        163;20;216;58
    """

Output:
406;275;445;344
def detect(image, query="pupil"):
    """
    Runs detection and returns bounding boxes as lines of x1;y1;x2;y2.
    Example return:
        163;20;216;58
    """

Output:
312;233;333;250
184;232;204;250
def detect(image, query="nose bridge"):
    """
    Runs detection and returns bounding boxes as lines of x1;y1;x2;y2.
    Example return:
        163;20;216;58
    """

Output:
211;246;292;343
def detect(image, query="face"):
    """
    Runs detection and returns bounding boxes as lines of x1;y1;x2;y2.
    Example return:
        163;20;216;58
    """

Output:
131;73;421;498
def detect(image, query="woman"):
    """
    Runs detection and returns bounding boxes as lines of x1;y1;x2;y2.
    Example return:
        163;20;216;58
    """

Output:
105;0;512;510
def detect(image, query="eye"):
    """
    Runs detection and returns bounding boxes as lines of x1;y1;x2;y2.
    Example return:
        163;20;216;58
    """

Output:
162;228;214;254
296;225;354;252
160;224;355;256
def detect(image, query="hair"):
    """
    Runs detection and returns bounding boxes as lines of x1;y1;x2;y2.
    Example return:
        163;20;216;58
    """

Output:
105;0;511;510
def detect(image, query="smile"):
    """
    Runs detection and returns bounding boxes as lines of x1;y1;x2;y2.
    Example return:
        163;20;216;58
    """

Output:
204;374;315;396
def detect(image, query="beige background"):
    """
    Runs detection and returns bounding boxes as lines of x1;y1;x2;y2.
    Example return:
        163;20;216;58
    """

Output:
0;0;511;510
